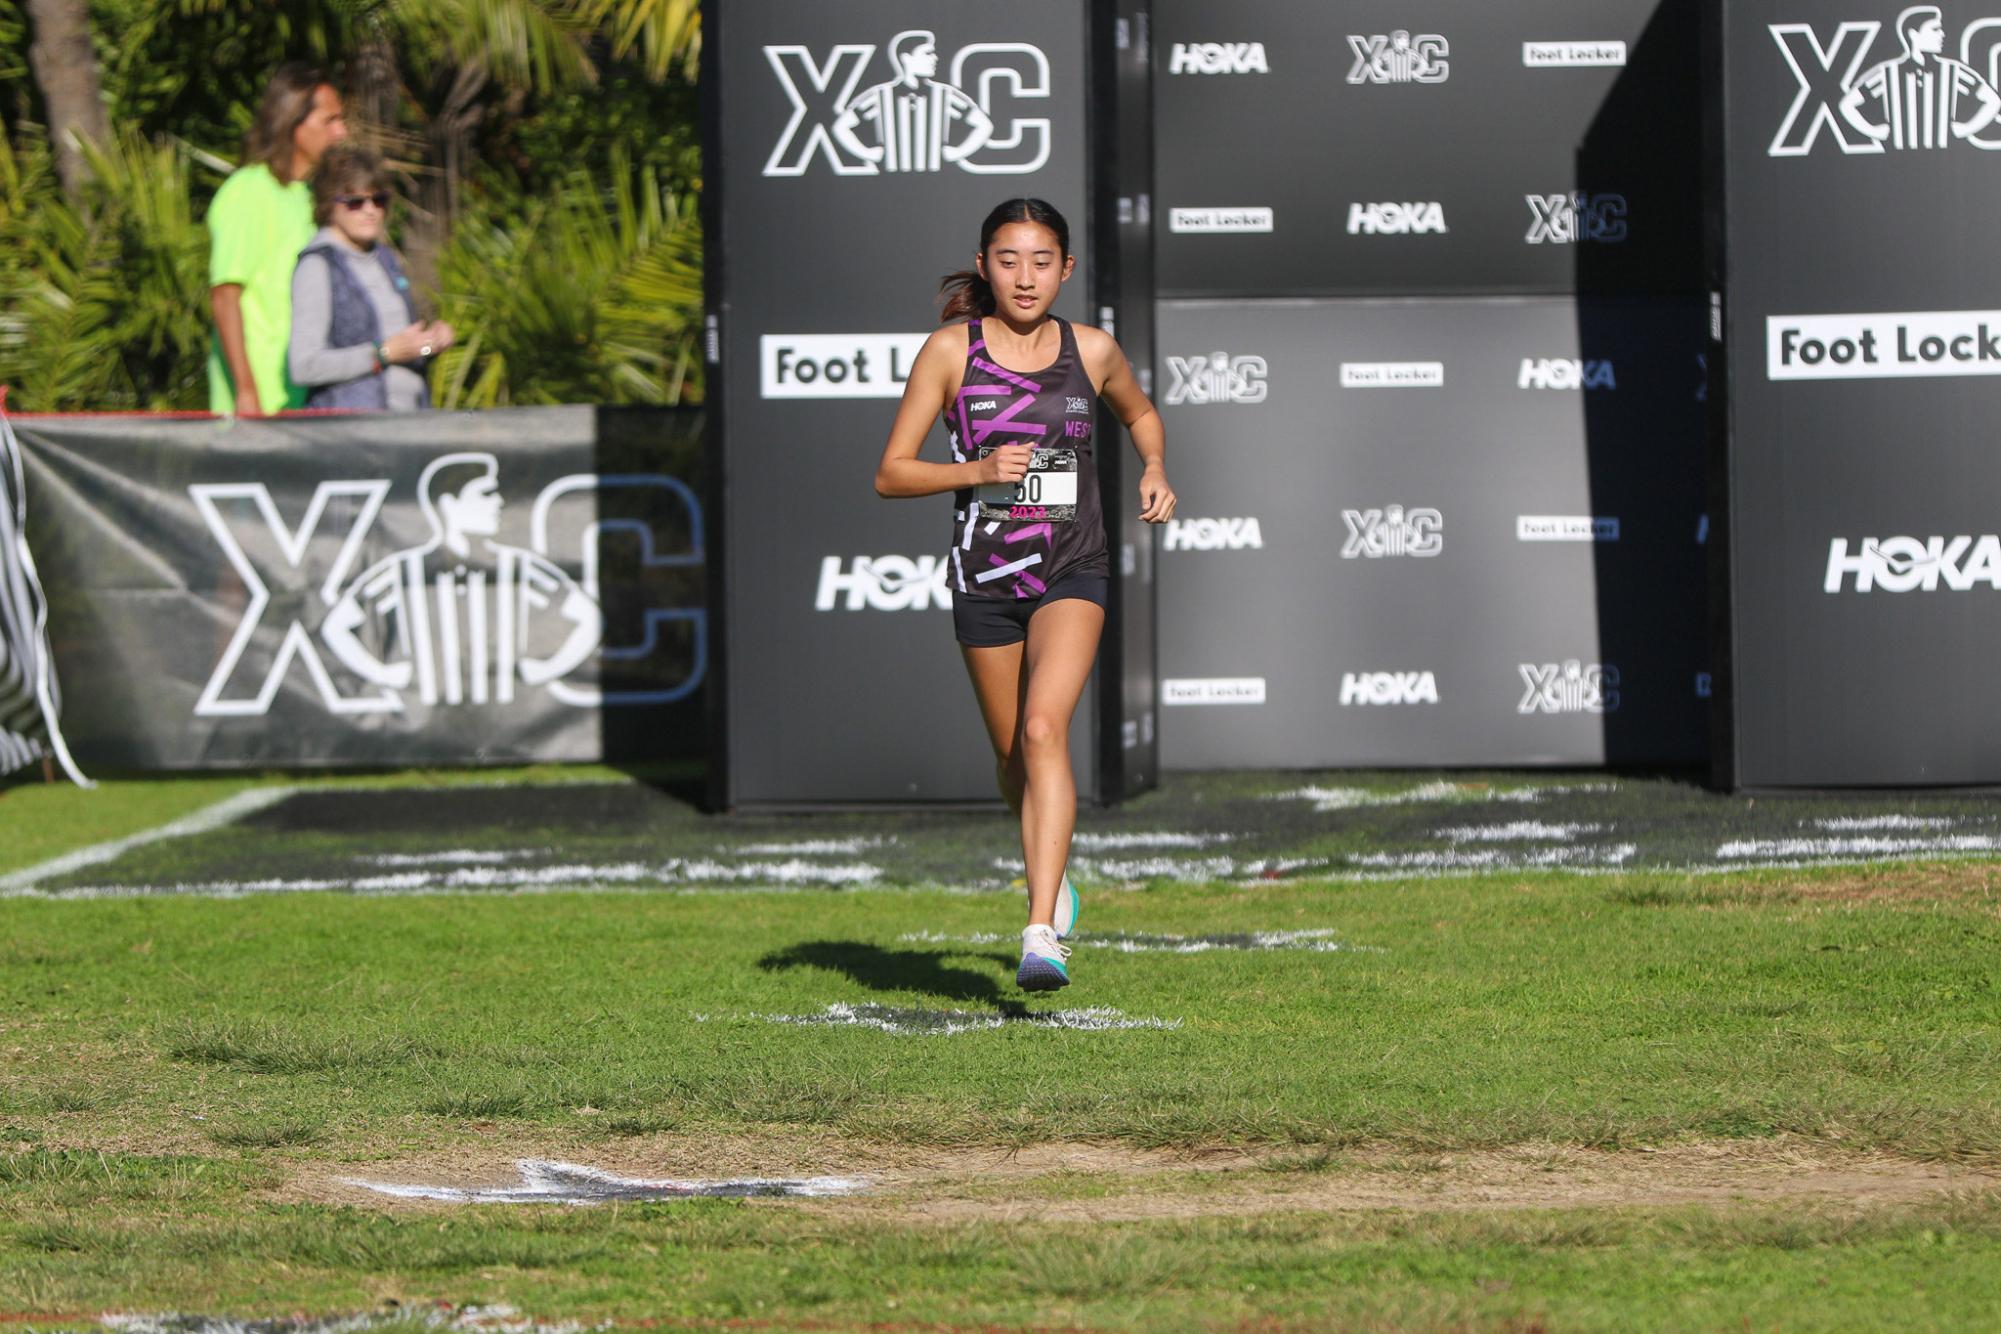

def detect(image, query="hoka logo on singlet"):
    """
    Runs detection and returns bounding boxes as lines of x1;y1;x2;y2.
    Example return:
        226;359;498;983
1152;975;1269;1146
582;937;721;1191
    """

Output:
763;31;1051;176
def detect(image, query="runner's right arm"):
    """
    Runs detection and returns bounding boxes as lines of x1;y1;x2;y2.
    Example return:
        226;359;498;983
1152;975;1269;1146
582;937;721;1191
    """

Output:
874;326;1029;498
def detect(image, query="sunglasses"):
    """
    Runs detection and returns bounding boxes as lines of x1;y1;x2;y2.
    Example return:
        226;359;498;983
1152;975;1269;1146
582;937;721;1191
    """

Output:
335;192;391;211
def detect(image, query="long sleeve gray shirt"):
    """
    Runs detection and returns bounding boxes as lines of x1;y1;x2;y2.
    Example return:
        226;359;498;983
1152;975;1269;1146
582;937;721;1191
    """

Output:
288;228;428;411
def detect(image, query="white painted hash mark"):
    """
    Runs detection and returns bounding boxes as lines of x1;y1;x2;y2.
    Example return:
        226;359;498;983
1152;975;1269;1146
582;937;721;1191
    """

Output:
1266;779;1621;814
104;1304;608;1333
34;857;887;899
736;836;893;854
711;1002;1182;1036
1438;821;1604;843
1268;780;1469;812
1811;816;1963;832
342;1159;867;1205
992;854;1338;883
1069;831;1234;849
1715;835;2001;860
898;928;1380;953
0;786;295;894
1348;844;1638;870
366;849;523;867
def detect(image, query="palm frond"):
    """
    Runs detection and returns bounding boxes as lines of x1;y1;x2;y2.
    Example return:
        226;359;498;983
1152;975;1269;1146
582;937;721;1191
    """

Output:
0;120;209;411
563;0;700;81
391;0;597;93
432;152;701;408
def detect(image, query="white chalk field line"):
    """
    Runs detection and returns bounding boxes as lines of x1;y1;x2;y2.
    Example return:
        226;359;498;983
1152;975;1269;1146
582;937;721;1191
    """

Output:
700;1002;1183;1036
0;785;296;893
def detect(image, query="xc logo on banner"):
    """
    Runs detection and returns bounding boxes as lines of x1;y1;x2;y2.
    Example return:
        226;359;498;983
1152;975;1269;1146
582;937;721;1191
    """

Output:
189;460;705;719
1769;11;2001;155
763;30;1051;176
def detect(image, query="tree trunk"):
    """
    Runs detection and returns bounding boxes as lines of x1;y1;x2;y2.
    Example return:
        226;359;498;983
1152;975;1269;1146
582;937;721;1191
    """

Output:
24;0;110;198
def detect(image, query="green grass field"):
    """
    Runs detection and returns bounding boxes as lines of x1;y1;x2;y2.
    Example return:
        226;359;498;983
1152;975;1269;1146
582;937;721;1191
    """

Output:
4;768;2001;1331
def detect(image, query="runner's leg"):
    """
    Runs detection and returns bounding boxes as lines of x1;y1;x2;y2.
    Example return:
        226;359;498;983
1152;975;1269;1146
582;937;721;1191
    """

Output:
1017;598;1104;926
961;640;1028;813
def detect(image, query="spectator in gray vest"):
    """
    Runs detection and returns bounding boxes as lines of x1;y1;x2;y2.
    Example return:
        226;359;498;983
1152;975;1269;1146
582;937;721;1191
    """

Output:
288;146;454;410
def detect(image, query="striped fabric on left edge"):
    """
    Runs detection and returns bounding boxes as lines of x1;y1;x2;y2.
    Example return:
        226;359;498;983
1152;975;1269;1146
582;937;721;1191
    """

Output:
0;404;90;785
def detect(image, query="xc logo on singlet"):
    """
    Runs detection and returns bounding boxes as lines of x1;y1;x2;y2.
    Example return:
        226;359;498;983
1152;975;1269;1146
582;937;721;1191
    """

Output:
763;30;1051;176
1769;6;2001;155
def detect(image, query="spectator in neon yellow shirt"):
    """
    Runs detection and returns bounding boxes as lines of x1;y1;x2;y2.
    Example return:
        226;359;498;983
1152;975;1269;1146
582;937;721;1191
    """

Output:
207;64;348;417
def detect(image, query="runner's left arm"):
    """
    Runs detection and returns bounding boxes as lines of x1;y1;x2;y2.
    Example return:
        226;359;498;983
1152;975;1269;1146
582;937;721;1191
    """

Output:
1083;327;1175;525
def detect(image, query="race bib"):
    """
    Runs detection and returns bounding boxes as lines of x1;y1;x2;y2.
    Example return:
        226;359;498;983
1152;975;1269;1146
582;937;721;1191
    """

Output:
977;447;1079;522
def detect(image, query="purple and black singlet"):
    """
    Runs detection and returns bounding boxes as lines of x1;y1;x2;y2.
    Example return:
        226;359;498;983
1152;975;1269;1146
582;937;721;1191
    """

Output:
946;316;1109;601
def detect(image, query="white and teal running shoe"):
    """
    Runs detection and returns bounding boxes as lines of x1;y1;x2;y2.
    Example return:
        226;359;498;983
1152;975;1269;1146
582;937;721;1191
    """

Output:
1017;924;1072;992
1053;872;1080;940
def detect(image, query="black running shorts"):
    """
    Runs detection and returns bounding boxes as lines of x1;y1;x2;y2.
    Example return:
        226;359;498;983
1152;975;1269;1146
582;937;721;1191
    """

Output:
951;572;1109;648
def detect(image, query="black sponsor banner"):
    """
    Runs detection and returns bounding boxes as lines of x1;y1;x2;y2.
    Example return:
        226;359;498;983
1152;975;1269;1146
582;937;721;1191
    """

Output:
1716;1;2001;785
1156;297;1708;768
708;0;1150;804
1153;0;1700;297
16;407;706;770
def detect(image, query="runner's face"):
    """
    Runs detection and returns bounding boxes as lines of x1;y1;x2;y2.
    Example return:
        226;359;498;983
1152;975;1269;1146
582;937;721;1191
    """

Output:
977;222;1072;322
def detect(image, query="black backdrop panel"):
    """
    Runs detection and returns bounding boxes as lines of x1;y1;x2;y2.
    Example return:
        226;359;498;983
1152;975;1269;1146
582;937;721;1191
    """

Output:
1097;0;1161;800
1717;0;2001;785
1156;297;1709;768
1153;0;1702;297
711;1;1103;804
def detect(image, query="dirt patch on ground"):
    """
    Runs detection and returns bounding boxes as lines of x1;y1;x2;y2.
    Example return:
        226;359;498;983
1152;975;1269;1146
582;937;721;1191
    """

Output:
274;1133;2001;1221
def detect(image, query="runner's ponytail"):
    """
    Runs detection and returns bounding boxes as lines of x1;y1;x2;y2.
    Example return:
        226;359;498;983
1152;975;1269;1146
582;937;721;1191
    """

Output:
937;198;1072;325
938;269;995;322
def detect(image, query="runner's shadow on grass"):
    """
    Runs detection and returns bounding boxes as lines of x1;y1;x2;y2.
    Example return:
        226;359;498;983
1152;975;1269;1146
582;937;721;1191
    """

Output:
759;941;1020;1007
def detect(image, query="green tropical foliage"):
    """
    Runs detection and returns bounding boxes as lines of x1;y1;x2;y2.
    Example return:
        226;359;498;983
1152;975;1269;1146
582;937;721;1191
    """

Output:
0;0;703;413
0;122;209;410
434;153;700;409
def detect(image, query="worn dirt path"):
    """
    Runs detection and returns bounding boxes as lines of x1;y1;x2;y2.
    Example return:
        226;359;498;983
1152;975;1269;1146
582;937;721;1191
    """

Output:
277;1132;2001;1221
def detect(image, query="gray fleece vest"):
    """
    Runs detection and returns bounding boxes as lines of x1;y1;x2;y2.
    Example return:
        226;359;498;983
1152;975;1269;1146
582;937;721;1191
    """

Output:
299;241;429;411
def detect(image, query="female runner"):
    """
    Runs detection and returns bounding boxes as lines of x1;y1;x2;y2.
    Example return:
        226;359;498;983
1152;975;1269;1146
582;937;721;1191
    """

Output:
875;198;1175;992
